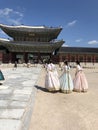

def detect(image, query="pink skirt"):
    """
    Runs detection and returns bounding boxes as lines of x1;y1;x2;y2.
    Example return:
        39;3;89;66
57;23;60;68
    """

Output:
73;71;88;92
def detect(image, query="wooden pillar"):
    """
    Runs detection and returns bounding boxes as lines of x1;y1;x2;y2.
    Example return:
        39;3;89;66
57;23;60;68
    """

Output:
75;55;77;62
66;54;68;61
84;55;86;65
70;54;71;62
38;51;41;62
8;53;12;63
84;55;87;65
93;55;96;65
91;55;93;63
69;54;71;62
0;52;3;63
59;54;63;62
83;55;85;63
24;52;27;63
77;54;80;61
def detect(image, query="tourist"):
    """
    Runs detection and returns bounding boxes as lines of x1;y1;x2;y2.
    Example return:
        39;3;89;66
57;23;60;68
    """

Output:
45;60;60;92
0;69;5;85
59;61;73;93
73;61;88;92
13;61;17;70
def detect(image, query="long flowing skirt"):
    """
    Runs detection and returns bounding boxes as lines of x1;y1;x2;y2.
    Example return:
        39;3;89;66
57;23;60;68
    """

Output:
45;71;60;91
73;71;88;92
0;70;5;84
59;72;73;93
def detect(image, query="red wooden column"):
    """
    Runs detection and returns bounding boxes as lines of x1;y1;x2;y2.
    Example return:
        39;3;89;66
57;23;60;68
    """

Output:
93;55;96;65
84;55;87;65
66;54;68;61
69;54;71;62
83;55;85;63
74;55;76;62
8;52;12;63
70;54;72;62
59;54;63;62
81;55;84;62
78;55;80;61
66;54;69;61
24;52;28;63
37;51;41;63
0;52;3;63
90;55;93;63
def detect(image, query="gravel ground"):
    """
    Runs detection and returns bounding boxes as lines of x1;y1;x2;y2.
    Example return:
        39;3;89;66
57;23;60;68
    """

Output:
29;65;98;130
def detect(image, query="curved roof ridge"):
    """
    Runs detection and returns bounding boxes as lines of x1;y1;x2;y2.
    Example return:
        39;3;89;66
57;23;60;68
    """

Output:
0;24;45;29
0;38;10;41
0;24;62;29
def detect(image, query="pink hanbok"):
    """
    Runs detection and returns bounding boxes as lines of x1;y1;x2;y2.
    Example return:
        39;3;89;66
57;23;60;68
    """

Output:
45;63;60;91
73;65;88;92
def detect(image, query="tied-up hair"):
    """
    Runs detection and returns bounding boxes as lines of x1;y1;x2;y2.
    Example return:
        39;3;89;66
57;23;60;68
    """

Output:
76;60;80;65
48;59;53;64
64;61;68;66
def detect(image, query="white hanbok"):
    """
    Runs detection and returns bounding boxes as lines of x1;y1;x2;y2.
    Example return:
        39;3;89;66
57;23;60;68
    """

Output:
45;63;60;91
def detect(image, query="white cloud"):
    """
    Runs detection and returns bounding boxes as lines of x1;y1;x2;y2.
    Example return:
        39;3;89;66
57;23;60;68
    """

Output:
8;18;22;25
0;8;13;16
67;20;77;27
75;39;82;42
62;44;69;47
88;40;98;45
0;8;24;25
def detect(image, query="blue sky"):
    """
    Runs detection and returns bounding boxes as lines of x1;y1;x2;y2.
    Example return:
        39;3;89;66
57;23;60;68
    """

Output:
0;0;98;48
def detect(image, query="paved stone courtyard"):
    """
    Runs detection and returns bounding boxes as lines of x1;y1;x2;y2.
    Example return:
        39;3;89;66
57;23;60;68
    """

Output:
0;65;41;130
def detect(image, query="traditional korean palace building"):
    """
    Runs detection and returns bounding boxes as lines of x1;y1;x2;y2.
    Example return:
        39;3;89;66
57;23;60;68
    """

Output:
0;23;98;64
58;47;98;63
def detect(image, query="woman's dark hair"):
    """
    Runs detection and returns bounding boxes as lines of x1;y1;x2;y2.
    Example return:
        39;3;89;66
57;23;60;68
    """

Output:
64;61;68;66
76;60;80;65
48;59;52;64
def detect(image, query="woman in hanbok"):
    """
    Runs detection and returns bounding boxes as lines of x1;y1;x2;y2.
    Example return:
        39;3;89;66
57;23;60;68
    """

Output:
73;61;88;92
0;69;5;85
45;60;60;92
59;61;73;93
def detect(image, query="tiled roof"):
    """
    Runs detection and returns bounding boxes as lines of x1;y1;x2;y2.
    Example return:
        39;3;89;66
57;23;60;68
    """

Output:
59;47;98;54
